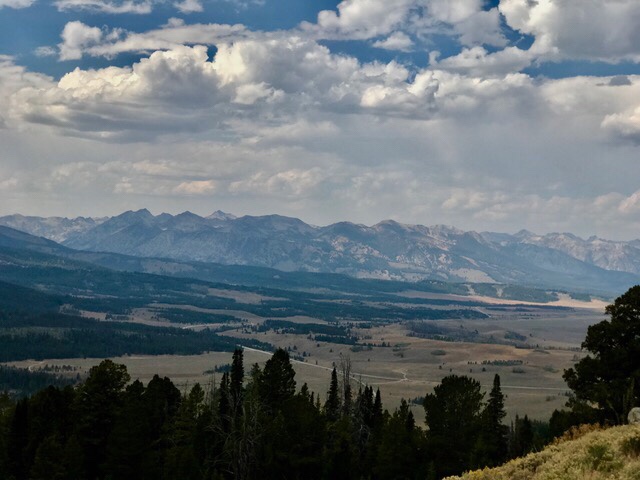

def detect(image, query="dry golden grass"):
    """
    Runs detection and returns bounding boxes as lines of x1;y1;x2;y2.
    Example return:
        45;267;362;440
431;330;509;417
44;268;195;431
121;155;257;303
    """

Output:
446;424;640;480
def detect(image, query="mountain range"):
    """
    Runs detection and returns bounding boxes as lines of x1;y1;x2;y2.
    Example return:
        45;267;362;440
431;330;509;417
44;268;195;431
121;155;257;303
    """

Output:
1;210;639;294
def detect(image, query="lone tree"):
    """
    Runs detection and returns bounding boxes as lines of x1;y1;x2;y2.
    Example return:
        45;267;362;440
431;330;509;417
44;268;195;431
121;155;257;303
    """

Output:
564;285;640;424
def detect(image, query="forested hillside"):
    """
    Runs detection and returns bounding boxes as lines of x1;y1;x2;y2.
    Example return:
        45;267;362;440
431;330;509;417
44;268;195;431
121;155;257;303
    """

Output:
0;350;547;480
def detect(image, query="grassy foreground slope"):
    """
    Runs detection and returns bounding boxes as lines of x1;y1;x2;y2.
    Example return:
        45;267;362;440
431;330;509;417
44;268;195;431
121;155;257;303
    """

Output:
446;425;640;480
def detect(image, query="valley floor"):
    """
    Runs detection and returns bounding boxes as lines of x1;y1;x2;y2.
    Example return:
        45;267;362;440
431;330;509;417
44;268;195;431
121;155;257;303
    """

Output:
6;305;602;423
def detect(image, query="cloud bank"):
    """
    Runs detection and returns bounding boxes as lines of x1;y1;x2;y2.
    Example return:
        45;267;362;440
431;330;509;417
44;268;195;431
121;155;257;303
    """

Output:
2;0;640;241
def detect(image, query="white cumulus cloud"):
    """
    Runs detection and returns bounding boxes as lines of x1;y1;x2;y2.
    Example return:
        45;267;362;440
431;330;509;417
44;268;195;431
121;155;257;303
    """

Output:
602;104;640;143
174;180;216;195
71;21;248;58
54;0;153;14
58;21;103;60
0;0;34;8
174;0;202;13
305;0;412;40
431;46;532;77
500;0;640;62
304;0;506;47
372;32;414;51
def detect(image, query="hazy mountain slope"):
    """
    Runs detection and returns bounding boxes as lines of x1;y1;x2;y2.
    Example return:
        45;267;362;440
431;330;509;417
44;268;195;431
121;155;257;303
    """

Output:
0;225;462;297
446;424;640;480
0;214;105;243
3;210;639;294
0;225;71;255
484;230;640;275
0;225;590;305
58;210;639;293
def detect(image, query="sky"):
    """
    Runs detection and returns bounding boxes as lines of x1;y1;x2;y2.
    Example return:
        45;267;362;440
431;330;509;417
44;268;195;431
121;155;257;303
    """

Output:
1;0;640;239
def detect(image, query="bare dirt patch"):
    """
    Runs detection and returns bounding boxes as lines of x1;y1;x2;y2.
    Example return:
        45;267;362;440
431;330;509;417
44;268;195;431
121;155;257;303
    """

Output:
398;290;608;310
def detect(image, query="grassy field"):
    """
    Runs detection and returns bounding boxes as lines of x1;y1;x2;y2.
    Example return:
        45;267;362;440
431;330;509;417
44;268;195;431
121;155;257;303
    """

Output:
6;301;602;424
445;424;640;480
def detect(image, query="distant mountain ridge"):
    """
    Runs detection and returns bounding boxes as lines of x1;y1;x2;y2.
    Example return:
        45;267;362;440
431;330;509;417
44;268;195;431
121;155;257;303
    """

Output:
502;230;640;274
1;210;639;294
0;214;106;243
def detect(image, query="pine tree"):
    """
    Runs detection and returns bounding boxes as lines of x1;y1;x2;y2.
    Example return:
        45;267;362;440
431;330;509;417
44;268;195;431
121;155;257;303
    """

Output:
520;415;534;454
103;380;148;480
245;363;262;399
258;348;296;412
163;384;204;480
218;372;231;433
7;398;28;480
357;386;374;428
299;383;311;402
564;286;640;424
479;374;508;466
230;348;244;414
29;435;69;480
325;367;341;422
373;388;383;429
508;414;534;458
374;399;422;479
423;375;485;477
339;355;352;416
75;359;130;479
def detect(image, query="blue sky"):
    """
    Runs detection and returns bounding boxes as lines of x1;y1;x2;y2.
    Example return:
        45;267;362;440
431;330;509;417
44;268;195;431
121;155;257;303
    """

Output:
1;0;640;240
0;1;331;74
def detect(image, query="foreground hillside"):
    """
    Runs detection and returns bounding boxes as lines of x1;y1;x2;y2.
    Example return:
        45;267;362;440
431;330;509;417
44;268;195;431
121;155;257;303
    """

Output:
446;424;640;480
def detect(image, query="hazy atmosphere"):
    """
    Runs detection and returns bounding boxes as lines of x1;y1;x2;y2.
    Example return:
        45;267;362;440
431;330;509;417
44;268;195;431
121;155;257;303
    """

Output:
2;0;640;239
4;3;640;479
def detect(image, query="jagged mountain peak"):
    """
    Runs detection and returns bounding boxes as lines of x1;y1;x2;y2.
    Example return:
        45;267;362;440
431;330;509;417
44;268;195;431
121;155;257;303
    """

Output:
119;208;153;218
514;229;537;239
207;210;236;221
322;221;368;237
106;209;156;229
156;212;174;221
429;224;465;236
374;219;408;228
175;210;200;218
234;214;318;235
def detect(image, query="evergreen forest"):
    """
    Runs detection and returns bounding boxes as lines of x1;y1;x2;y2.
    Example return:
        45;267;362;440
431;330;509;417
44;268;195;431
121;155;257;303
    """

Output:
0;348;549;480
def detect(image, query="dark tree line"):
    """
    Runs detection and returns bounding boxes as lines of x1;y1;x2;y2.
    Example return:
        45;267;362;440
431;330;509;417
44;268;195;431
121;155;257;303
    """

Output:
0;310;273;362
0;366;78;399
0;348;547;480
551;285;640;432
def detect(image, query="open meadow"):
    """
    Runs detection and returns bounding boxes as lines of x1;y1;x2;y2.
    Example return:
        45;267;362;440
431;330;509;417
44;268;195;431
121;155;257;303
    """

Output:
6;295;604;424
